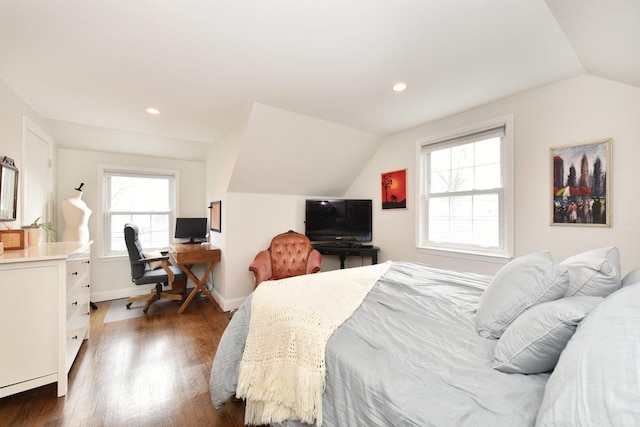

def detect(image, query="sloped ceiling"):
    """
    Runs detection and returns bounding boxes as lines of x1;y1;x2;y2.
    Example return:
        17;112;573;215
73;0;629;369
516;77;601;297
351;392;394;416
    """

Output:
545;0;640;88
0;1;639;196
0;0;609;145
228;103;383;197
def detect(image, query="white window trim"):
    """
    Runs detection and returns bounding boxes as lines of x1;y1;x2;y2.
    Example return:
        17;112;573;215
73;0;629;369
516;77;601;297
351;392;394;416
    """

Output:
415;115;514;262
97;164;180;259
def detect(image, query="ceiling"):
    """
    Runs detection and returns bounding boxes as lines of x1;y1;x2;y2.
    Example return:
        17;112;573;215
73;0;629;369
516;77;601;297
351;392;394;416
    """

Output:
0;0;638;148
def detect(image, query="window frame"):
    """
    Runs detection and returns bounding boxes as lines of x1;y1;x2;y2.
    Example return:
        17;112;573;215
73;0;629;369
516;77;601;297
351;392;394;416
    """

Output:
416;115;514;261
98;164;179;258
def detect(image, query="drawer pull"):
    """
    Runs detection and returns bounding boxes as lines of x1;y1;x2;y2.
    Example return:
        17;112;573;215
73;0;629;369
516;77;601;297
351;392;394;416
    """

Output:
84;284;90;288
83;260;90;264
86;312;90;316
72;301;78;306
71;271;78;276
71;335;78;340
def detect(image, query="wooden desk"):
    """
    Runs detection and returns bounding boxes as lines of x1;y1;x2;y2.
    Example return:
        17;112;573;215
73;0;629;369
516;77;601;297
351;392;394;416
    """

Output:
169;243;221;314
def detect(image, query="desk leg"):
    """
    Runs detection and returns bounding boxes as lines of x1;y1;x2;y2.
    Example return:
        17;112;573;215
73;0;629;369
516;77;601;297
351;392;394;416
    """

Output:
198;262;218;307
339;255;346;269
177;262;218;314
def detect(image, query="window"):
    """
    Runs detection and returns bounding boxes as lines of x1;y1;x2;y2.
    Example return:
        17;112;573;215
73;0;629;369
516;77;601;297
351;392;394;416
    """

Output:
418;116;513;258
101;166;177;256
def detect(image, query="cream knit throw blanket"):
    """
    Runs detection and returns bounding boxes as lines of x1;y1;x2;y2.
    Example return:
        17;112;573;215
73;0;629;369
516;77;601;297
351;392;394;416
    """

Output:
237;261;392;426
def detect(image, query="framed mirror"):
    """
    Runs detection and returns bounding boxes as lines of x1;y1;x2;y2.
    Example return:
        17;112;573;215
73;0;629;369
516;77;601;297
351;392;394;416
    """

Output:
0;156;19;221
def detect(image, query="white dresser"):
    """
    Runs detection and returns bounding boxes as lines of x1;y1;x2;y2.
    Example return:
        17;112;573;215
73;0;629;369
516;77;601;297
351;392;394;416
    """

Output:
0;241;92;398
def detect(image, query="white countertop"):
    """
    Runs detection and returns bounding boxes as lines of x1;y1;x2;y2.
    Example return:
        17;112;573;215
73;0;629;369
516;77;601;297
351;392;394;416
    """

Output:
0;241;92;264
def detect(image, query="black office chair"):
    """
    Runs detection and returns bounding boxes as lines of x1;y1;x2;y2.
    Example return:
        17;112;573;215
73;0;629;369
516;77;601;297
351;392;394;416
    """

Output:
124;223;187;314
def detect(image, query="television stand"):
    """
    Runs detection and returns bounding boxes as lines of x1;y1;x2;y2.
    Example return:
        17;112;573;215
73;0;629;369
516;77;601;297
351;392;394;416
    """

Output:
312;244;380;269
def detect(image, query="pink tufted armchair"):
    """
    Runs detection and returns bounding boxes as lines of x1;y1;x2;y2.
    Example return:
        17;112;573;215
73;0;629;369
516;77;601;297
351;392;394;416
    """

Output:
249;230;322;288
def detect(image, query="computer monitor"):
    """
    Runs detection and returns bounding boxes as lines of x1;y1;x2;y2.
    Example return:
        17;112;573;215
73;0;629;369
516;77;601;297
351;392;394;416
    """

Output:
174;217;208;243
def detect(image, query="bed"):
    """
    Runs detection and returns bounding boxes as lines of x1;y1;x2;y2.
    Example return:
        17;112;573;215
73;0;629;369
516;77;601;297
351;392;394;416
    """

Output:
210;248;640;426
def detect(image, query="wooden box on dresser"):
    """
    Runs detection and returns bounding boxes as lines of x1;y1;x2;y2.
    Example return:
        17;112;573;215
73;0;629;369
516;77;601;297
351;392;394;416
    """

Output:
0;241;92;398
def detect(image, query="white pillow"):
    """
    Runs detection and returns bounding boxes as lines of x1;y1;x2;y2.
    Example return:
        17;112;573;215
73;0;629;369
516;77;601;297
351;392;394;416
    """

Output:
143;251;165;270
476;251;569;339
492;296;602;374
621;267;640;288
561;246;621;297
536;285;640;426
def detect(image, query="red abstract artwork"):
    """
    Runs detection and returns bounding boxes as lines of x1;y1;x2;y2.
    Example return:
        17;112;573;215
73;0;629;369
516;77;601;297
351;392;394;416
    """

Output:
381;169;407;209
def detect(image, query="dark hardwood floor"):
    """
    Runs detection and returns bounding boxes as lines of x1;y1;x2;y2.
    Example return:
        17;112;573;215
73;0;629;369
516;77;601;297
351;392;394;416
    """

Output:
0;297;247;426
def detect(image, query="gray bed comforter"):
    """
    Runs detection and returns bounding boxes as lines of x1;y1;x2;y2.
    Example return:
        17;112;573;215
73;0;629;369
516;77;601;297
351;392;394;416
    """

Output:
210;262;549;426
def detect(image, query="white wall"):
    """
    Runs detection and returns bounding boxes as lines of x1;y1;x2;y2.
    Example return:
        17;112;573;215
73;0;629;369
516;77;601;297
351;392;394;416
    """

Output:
347;75;640;276
225;192;306;301
0;77;53;230
58;148;206;301
205;107;251;310
206;104;380;310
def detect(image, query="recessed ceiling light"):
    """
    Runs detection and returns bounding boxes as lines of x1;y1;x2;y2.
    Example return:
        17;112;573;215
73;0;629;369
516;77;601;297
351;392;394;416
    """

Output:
392;82;407;92
146;107;160;115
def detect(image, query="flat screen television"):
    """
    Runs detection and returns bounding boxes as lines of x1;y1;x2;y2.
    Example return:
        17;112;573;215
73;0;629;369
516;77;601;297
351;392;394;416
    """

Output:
305;199;372;246
175;217;208;243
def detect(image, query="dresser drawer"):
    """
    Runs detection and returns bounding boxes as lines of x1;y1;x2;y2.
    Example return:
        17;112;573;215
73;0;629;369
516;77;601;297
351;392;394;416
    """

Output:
65;245;91;377
65;326;88;373
67;300;90;331
66;257;90;292
66;280;90;324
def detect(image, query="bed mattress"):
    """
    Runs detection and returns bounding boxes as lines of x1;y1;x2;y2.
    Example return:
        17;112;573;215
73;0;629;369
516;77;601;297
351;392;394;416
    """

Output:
210;262;549;426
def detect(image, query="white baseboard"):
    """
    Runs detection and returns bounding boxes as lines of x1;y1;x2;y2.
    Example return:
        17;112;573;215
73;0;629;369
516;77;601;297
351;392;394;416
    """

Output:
209;287;246;312
90;285;155;302
92;285;247;312
92;286;199;303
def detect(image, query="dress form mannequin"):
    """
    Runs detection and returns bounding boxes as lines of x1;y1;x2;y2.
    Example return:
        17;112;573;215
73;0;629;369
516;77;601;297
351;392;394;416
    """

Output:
61;183;92;243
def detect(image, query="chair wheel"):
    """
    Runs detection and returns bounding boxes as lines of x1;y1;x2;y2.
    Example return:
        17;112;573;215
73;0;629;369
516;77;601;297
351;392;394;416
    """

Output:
126;303;132;309
143;307;149;314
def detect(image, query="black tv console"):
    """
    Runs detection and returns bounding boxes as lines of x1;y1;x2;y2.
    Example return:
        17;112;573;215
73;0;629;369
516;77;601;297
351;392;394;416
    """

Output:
312;244;380;269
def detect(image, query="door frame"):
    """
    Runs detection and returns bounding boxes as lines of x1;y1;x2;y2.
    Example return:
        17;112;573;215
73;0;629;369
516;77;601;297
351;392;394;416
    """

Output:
21;116;54;228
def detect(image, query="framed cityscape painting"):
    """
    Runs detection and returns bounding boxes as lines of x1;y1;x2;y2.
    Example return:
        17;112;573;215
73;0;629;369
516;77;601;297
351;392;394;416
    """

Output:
551;139;611;227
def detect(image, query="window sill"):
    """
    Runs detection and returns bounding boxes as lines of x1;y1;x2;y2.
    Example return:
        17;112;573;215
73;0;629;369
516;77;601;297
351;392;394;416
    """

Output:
98;254;129;262
417;246;512;265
